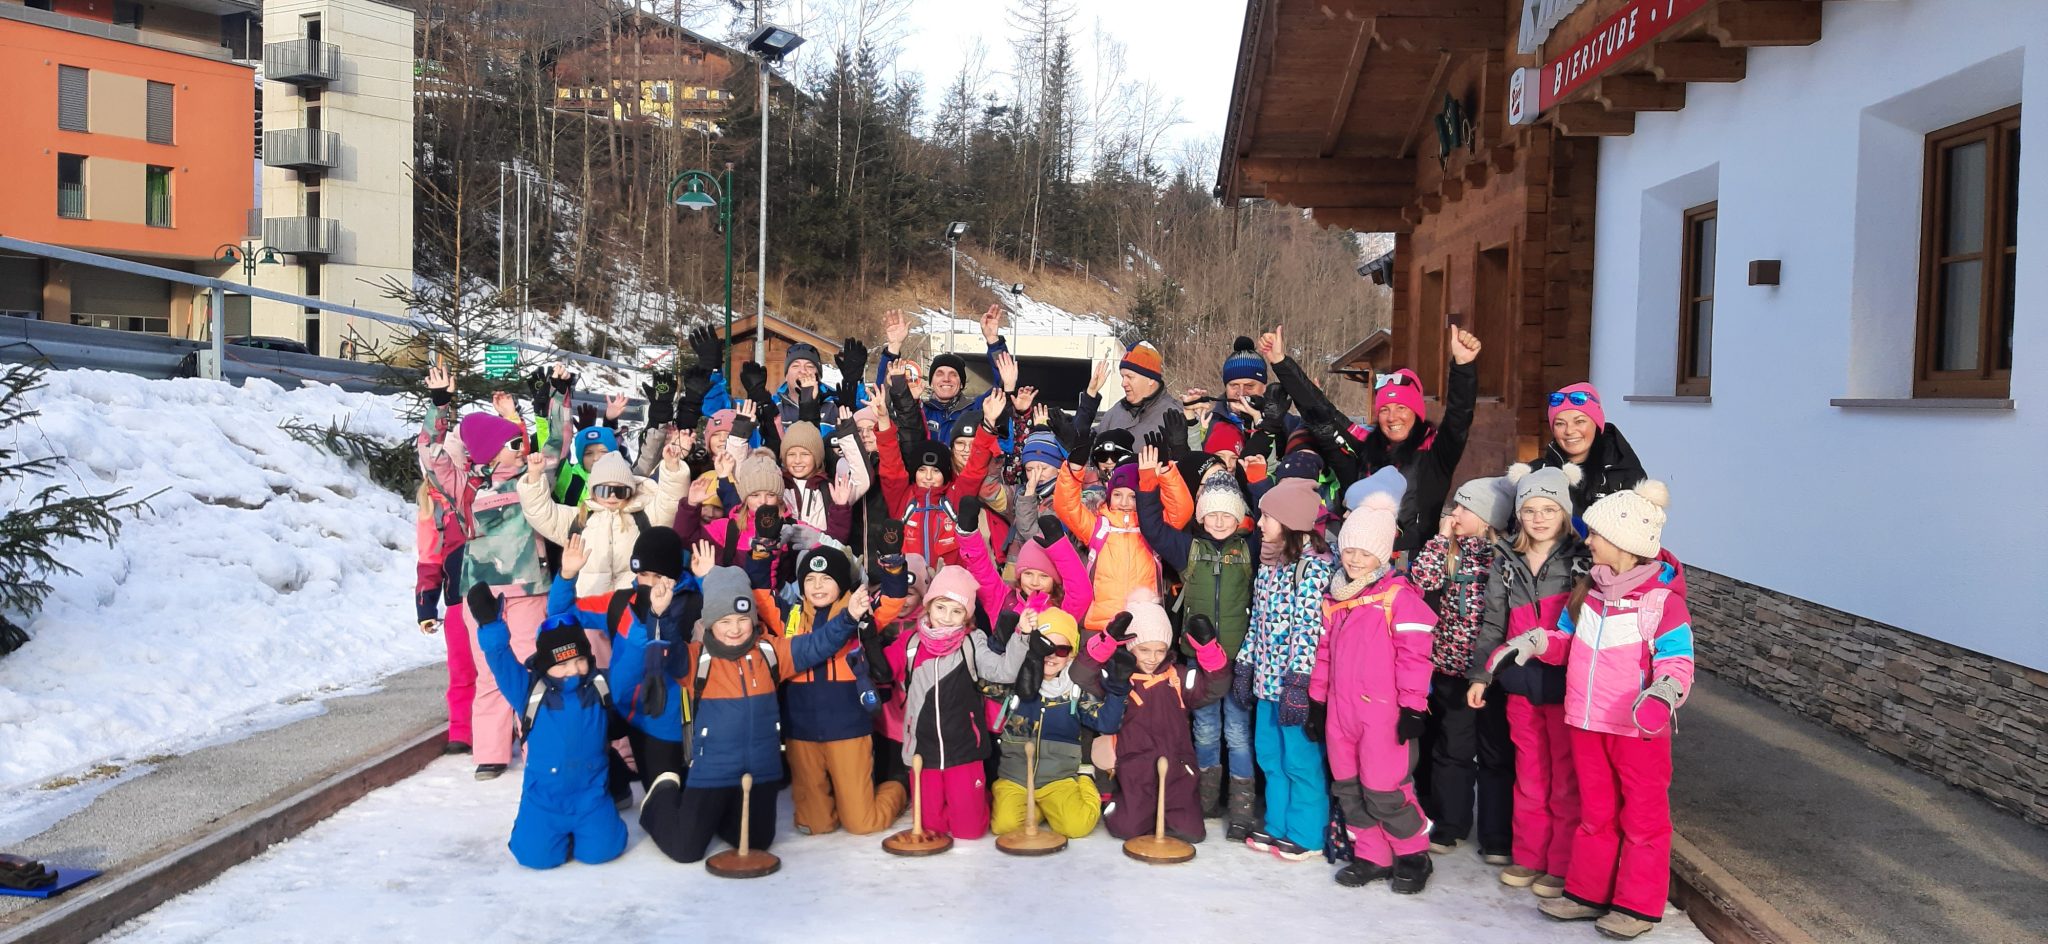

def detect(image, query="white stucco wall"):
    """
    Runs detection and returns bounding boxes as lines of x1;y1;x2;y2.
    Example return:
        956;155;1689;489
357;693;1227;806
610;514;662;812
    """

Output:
1589;0;2048;670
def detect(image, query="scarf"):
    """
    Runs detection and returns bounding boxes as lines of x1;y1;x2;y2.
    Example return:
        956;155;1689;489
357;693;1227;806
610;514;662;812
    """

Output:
1328;564;1390;602
704;629;760;662
1590;560;1662;600
915;619;970;660
1260;540;1291;567
1039;665;1078;702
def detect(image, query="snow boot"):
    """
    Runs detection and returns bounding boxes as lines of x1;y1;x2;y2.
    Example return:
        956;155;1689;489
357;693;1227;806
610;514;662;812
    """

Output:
1540;898;1607;921
1198;765;1224;819
1482;849;1513;866
1270;839;1321;862
1499;864;1543;887
474;764;507;781
443;741;472;756
1335;860;1393;887
1243;830;1276;853
1532;873;1568;898
1389;852;1434;894
1225;777;1258;843
1428;828;1459;855
1595;912;1658;940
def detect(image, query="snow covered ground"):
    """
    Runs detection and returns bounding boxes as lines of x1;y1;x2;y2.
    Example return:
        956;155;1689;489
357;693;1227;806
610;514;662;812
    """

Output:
101;757;1707;944
0;371;443;827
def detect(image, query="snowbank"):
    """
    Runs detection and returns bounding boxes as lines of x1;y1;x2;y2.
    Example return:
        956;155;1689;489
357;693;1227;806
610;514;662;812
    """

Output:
0;371;442;798
101;759;1709;943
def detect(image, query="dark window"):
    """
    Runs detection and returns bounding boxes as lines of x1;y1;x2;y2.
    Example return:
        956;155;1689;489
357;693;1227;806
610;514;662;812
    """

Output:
28;0;54;11
305;262;321;296
304;16;321;43
57;154;85;219
1917;106;2019;397
146;81;174;144
58;65;88;132
113;1;142;28
1678;202;1717;396
146;165;171;227
306;316;321;354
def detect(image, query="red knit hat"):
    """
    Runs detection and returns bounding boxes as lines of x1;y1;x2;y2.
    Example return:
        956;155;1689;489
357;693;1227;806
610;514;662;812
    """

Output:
1120;341;1164;383
1203;421;1246;457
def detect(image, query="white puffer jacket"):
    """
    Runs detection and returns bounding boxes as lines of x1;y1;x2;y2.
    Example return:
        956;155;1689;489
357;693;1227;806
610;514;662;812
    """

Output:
518;453;689;597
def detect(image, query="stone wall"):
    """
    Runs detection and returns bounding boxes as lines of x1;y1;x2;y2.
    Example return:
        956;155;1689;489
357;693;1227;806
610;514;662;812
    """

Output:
1688;566;2048;826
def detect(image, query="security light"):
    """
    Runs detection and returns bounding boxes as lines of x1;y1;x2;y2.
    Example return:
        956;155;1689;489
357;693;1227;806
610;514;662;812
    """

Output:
945;221;969;242
1010;283;1026;296
746;24;805;62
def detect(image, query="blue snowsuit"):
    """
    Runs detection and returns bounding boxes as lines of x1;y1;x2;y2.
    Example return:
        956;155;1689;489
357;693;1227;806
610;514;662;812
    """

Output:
476;613;628;870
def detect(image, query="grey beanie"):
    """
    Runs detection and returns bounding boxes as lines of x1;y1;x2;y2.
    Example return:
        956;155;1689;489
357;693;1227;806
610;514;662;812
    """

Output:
698;566;758;629
1451;475;1517;532
1508;462;1583;518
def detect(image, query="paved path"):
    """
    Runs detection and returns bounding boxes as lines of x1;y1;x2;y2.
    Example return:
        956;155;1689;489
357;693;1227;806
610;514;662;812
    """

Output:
1675;673;2048;943
0;666;445;922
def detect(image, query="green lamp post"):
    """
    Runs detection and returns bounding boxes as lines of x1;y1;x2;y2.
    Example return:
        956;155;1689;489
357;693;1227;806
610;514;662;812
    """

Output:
667;165;735;375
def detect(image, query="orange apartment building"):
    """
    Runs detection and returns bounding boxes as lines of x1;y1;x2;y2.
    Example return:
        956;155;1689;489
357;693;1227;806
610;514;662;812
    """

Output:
0;0;257;335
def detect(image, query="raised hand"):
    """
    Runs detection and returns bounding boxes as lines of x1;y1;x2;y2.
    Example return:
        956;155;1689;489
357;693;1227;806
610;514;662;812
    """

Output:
648;574;676;614
1182;386;1210;407
491;390;520;422
739;361;770;400
846;586;873;620
836;338;869;385
981;386;1008;423
1104;612;1136;647
1137;443;1160;473
980;304;1005;344
1258;325;1286;365
882;309;909;351
1031;403;1050;428
1449;325;1483;365
525;452;546;483
427;364;453;391
688;325;723;371
643;373;677;426
1088;351;1112;396
561;533;589;579
829;475;852;506
1013;385;1038;414
670;428;697;457
662;433;688;470
605;393;629;420
691;539;717;578
734;398;757;422
994;350;1020;392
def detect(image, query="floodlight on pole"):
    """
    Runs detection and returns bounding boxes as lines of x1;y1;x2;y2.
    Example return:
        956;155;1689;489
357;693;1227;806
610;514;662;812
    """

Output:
945;222;968;355
746;24;805;61
749;24;803;364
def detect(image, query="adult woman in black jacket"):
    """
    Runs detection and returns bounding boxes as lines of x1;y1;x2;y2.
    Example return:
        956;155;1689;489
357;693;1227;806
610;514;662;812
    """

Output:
1529;382;1646;529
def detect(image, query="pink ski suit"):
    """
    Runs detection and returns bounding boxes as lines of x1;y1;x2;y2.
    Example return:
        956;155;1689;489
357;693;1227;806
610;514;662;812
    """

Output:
1310;572;1438;867
1538;550;1696;924
956;526;1094;628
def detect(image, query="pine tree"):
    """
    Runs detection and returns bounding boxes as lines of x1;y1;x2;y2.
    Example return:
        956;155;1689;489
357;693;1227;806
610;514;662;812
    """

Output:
0;365;139;657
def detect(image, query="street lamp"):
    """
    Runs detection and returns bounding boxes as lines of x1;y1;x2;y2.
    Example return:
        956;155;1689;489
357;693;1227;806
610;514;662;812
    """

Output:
209;241;283;376
668;165;736;376
746;23;804;364
945;222;968;354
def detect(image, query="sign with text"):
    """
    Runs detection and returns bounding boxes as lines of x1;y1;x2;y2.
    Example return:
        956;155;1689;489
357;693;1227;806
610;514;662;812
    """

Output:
1508;0;1711;124
483;343;518;379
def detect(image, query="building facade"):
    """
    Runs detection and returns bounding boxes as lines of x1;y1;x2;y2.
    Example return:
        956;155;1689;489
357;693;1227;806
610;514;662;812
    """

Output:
0;0;257;336
547;13;743;130
1221;0;2045;825
248;0;414;359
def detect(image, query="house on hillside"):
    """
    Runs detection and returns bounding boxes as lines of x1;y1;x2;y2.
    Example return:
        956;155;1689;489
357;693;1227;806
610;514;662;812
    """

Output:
543;11;745;130
1218;0;2045;828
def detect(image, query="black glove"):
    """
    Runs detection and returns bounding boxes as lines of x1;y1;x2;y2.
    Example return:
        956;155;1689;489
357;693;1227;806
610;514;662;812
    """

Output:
1397;707;1428;745
1104;612;1136;647
428;383;452;407
524;368;551;410
465;583;503;627
0;614;29;659
1185;613;1219;648
1304;701;1327;744
643;373;678;427
880;518;905;557
1035;513;1067;546
753;506;782;551
1015;631;1055;693
1103;647;1138;695
550;370;576;395
676;368;711;428
739;361;771;404
993;610;1021;648
956;496;983;533
1142;429;1167;456
1060;416;1092;463
860;621;896;691
836;338;869;388
688;325;724;371
576;403;599;431
796;384;824;424
640;646;669;718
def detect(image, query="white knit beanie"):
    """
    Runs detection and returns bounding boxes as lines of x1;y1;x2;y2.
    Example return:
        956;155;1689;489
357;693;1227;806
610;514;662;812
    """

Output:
1193;470;1249;521
1582;479;1670;560
1508;462;1582;517
1338;491;1401;564
1125;589;1174;648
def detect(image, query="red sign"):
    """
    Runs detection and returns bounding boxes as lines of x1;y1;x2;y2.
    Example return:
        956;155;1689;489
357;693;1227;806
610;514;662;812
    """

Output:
1508;0;1711;124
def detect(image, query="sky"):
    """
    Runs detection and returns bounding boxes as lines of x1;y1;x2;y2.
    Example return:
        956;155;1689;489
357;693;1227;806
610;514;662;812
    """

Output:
685;0;1247;173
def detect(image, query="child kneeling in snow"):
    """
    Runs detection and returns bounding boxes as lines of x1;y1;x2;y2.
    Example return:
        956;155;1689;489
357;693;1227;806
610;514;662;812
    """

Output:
469;585;627;870
1495;480;1692;941
878;565;1013;840
1099;596;1230;844
634;564;864;864
990;608;1124;839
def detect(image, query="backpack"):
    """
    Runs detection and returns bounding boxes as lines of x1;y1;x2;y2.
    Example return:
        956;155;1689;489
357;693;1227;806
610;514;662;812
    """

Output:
520;672;612;740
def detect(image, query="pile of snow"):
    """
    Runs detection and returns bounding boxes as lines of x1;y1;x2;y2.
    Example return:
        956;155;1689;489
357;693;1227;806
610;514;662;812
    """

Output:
0;371;442;802
101;759;1709;942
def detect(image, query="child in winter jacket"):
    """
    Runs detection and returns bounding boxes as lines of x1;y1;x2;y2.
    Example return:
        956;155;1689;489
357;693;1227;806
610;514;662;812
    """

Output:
418;365;571;780
416;483;476;754
469;585;627;870
518;447;694;600
875;393;1005;567
629;564;864;864
1053;459;1158;634
990;608;1125;839
776;420;865;542
957;500;1094;627
878;564;1014;840
1468;463;1584;898
1314;469;1439;893
1238;475;1336;860
1102;597;1230;844
1135;454;1260;840
1497;480;1692;940
773;545;909;836
1408;474;1515;863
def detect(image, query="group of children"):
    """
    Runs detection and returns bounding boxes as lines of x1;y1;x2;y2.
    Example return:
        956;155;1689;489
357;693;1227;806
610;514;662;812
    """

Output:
413;315;1692;940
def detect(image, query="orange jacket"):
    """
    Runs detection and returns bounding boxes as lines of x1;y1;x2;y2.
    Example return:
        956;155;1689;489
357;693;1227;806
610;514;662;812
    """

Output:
1054;464;1159;632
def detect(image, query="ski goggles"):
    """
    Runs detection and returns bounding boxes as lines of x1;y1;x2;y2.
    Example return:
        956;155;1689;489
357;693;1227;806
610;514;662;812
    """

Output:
1375;372;1417;389
1549;390;1600;408
591;484;634;501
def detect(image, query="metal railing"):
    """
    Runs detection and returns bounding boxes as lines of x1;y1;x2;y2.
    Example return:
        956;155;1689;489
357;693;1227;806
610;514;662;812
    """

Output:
58;185;85;220
263;128;341;172
263;216;341;256
263;39;340;85
0;2;235;63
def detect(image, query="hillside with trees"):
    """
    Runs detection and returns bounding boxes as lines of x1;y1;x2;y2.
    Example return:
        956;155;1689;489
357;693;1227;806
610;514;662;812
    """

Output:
409;0;1388;406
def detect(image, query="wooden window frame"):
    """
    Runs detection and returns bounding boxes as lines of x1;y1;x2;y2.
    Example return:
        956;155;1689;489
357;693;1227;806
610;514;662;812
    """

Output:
1677;202;1717;397
1914;105;2019;398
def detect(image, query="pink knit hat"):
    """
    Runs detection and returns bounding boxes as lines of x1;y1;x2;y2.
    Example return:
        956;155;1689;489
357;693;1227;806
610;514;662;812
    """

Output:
705;408;738;444
1016;541;1058;581
1373;368;1427;422
1126;590;1173;648
1547;382;1606;430
925;565;978;611
1258;477;1324;533
458;412;523;465
1338;490;1401;564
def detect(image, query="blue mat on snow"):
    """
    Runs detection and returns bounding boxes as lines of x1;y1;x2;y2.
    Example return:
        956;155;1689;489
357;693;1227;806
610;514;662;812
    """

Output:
0;868;100;899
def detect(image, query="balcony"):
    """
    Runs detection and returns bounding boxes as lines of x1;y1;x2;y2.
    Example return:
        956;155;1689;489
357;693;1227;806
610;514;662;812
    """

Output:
263;216;340;256
264;39;340;86
264;128;340;172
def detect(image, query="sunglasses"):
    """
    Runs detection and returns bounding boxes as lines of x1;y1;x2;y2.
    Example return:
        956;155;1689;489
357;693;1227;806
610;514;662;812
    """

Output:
1375;373;1416;389
1549;390;1600;408
591;484;634;501
1047;644;1074;658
